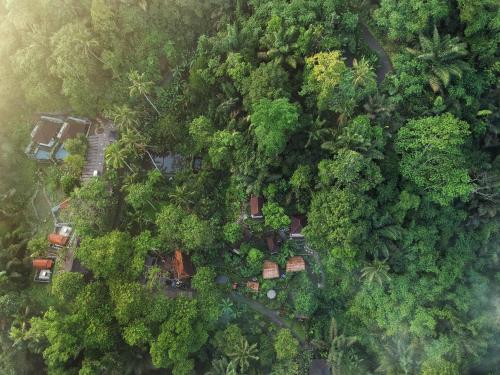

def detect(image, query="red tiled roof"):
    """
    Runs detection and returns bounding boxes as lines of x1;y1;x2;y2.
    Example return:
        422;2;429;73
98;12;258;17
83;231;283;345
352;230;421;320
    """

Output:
32;258;53;270
250;196;263;218
263;260;279;279
48;233;69;247
286;256;306;272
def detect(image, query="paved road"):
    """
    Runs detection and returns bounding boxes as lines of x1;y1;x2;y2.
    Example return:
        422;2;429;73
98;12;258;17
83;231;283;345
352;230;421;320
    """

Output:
229;291;305;344
360;22;393;84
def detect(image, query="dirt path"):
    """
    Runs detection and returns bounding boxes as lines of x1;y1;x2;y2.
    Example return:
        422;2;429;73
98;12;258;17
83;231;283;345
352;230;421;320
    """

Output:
229;291;305;344
360;22;393;84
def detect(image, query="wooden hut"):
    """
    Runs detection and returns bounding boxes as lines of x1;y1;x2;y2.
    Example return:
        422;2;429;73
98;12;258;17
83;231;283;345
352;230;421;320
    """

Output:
48;233;69;247
246;281;260;292
286;256;306;273
262;260;280;279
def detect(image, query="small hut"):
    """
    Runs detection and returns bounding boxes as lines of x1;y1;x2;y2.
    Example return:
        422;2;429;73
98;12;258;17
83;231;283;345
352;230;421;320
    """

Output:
286;256;306;273
250;196;264;219
32;258;55;283
246;281;260;292
48;233;70;247
262;260;280;279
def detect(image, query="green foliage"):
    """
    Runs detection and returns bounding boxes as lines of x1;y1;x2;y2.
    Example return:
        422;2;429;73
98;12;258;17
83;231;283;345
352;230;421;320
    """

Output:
420;357;459;375
223;222;242;244
64;134;88;156
246;248;264;276
77;231;135;279
69;178;115;236
251;98;300;159
396;113;473;205
51;272;84;303
407;26;468;93
209;130;243;169
156;204;214;253
27;235;49;257
150;298;208;373
262;202;291;230
243;62;290;109
1;1;498;374
213;324;245;357
189;116;214;152
274;329;299;362
227;337;259;373
374;0;450;42
302;51;347;110
60;154;85;194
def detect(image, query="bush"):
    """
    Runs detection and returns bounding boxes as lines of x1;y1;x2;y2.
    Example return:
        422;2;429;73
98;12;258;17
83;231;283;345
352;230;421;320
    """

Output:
223;222;243;244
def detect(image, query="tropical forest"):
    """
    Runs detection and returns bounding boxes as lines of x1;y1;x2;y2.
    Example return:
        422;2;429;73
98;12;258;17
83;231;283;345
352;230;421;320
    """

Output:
0;0;499;374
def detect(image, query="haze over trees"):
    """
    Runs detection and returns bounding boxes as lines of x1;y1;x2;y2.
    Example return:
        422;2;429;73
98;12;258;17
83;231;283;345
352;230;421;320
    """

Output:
0;0;498;374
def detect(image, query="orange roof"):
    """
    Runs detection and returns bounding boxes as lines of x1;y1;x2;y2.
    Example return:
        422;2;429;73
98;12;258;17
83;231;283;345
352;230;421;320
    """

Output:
246;281;259;292
286;256;306;272
173;250;194;279
262;260;279;279
32;258;53;270
48;233;69;247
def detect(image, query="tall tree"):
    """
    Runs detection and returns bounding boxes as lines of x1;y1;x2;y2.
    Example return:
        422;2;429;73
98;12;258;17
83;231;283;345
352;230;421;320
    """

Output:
396;113;473;205
407;26;468;93
128;70;160;115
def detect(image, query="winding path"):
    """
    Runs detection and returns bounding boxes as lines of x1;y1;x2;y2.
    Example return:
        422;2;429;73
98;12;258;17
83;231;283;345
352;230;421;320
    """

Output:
360;22;393;84
228;291;305;344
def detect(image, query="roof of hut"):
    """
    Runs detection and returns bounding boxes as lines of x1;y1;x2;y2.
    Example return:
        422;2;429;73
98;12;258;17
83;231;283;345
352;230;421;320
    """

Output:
263;260;280;279
286;256;306;273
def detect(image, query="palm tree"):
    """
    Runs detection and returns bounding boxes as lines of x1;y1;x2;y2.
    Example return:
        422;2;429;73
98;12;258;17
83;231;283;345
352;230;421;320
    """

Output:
363;94;395;121
326;318;358;375
205;357;237;375
9;306;30;348
119;128;159;171
79;37;106;65
376;333;418;375
220;298;238;320
305;117;332;149
146;265;163;290
105;143;134;173
227;337;259;373
360;260;391;286
168;184;196;209
407;26;468;93
352;57;376;89
128;70;160;115
105;105;139;131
